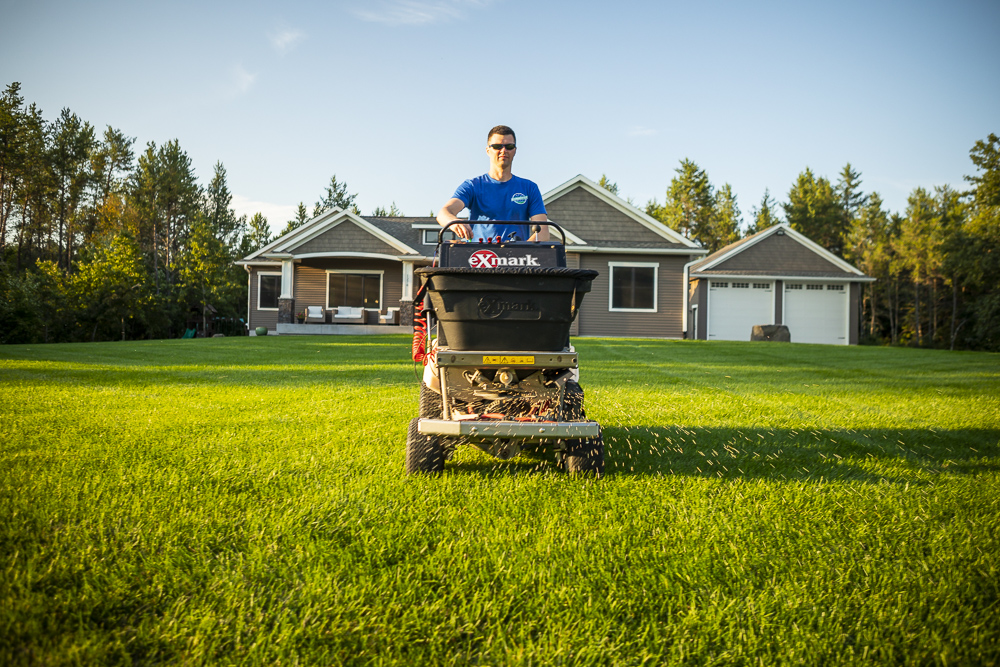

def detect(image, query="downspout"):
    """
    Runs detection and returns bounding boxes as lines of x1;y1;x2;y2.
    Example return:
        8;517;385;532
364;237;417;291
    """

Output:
244;265;251;331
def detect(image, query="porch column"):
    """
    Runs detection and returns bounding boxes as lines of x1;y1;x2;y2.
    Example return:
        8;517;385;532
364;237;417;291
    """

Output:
278;258;295;324
399;261;415;327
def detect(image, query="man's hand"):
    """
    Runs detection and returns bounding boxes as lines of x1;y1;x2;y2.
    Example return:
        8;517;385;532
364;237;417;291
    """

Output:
437;198;471;238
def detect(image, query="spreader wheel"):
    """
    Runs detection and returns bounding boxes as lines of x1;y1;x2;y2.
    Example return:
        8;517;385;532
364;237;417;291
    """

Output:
562;380;585;420
419;382;442;419
406;417;445;474
564;428;604;478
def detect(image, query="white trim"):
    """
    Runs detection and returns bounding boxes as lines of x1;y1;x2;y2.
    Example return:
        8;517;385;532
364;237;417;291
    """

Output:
571;246;706;256
280;260;295;299
543;174;700;248
291;251;430;262
608;261;659;313
695;223;867;276
402;261;415;301
325;269;385;310
285;211;420;256
256;271;281;311
692;272;874;283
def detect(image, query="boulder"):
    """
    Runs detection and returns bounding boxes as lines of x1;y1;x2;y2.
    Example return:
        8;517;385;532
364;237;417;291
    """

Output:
751;324;791;342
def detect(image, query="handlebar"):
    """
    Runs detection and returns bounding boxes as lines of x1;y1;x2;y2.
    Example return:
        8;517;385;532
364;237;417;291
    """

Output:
437;220;567;245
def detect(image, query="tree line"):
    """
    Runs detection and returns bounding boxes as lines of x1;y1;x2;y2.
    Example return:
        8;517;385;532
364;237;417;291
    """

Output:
0;82;376;344
2;81;996;349
600;134;998;351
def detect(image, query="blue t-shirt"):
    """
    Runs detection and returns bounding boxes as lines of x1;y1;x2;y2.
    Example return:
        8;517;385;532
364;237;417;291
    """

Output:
453;174;546;242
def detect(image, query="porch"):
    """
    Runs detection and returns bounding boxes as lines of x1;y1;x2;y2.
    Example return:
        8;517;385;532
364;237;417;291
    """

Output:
273;323;410;336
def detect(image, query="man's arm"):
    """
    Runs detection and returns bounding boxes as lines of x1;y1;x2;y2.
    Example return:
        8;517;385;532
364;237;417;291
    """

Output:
436;198;472;239
528;214;549;242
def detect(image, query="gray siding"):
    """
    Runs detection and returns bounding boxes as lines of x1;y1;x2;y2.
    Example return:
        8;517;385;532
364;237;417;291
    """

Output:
290;220;400;256
546;188;672;246
576;253;687;338
295;258;404;313
711;233;854;277
248;266;281;331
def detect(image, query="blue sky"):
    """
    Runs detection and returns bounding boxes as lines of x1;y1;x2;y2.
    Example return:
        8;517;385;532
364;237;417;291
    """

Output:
3;0;998;234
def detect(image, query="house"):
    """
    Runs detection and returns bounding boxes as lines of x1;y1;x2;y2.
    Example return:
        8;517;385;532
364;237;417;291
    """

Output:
685;223;874;345
237;174;708;337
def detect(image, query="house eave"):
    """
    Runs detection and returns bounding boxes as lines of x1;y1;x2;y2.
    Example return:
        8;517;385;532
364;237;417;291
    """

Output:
569;246;708;256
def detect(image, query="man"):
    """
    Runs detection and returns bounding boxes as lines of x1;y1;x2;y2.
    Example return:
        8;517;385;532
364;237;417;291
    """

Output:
437;125;549;242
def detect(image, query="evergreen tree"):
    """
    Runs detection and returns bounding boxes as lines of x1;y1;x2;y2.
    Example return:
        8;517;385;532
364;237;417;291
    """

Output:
280;202;310;236
48;108;95;270
313;174;358;217
203;161;245;249
598;174;619;196
711;183;742;251
783;168;846;256
647;159;714;246
244;212;271;253
747;188;781;235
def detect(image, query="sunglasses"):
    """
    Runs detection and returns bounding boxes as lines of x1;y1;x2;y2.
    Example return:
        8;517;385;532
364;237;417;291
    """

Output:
489;143;516;151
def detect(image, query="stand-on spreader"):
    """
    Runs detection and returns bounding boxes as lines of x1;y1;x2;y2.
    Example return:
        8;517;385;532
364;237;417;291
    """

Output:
407;223;603;476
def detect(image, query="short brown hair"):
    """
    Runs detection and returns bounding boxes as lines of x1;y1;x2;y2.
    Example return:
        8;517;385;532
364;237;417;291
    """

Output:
487;125;516;143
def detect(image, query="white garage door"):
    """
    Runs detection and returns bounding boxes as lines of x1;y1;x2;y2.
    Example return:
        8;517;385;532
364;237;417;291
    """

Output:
784;283;848;345
708;280;774;341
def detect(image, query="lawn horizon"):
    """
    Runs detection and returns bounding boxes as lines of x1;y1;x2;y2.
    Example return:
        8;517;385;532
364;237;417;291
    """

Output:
2;336;998;665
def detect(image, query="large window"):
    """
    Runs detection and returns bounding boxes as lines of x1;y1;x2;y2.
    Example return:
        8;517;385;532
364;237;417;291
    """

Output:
609;262;658;312
257;273;281;310
327;272;382;309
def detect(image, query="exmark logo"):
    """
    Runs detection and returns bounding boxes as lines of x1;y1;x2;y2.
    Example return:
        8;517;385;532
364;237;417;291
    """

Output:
468;250;540;268
511;193;528;205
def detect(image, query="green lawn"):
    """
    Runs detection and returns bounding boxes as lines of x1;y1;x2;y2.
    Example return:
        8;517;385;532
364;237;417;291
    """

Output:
1;336;998;665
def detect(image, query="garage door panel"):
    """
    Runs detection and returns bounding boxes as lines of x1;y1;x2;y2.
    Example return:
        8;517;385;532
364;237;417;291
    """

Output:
784;283;847;345
708;281;773;341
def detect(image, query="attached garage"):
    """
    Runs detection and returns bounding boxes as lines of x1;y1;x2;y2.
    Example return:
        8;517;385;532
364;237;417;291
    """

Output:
707;280;774;341
783;282;849;345
686;224;874;345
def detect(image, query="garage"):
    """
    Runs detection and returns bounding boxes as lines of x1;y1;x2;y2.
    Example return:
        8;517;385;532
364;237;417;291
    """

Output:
783;282;849;345
707;280;773;341
686;223;874;345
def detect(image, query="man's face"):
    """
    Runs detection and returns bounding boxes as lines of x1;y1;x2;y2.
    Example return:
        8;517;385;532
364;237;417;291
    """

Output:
487;133;516;169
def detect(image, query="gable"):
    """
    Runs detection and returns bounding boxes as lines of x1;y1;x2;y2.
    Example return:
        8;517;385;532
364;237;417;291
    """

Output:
546;188;679;246
289;220;401;256
709;233;856;277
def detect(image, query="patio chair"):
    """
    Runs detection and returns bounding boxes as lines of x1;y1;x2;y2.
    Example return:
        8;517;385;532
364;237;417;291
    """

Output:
379;307;400;325
305;306;326;323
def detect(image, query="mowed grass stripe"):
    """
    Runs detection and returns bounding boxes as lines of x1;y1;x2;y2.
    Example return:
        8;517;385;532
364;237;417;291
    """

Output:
1;336;998;665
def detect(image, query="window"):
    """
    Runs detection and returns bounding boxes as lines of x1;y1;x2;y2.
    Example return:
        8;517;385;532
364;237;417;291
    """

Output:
732;282;750;289
327;272;382;309
423;229;456;245
827;284;845;291
807;284;823;291
258;273;281;310
711;281;729;288
609;263;658;311
787;284;803;290
753;283;770;289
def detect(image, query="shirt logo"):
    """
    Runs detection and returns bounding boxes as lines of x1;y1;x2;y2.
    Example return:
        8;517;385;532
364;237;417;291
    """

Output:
469;249;500;268
511;193;528;205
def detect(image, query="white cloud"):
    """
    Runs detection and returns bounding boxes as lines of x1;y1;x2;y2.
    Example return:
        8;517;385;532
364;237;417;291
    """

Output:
627;125;657;137
351;0;492;26
232;195;298;236
231;65;257;95
270;28;305;54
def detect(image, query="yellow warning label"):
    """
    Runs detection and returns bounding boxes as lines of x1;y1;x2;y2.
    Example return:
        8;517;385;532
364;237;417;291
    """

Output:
482;355;534;365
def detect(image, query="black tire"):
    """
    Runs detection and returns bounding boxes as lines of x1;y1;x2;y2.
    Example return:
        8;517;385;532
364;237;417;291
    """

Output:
419;382;442;419
406;417;445;474
563;381;585;421
565;428;604;478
